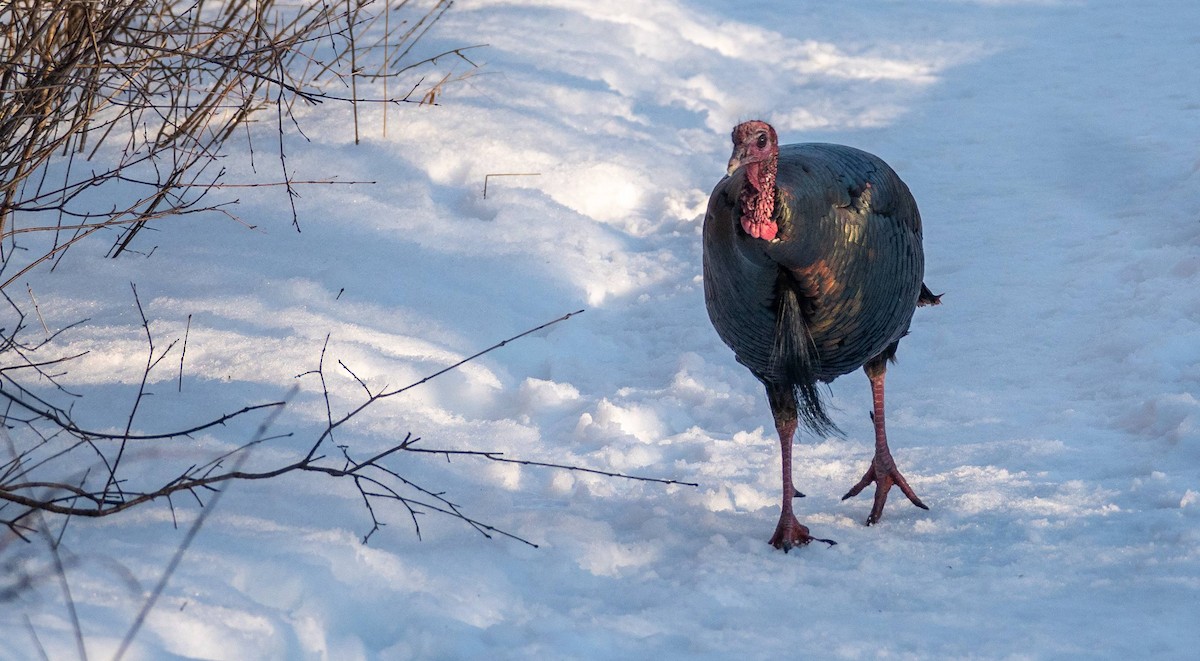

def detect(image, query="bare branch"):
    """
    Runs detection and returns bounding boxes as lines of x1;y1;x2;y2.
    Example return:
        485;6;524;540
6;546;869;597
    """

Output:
3;298;694;592
3;306;624;549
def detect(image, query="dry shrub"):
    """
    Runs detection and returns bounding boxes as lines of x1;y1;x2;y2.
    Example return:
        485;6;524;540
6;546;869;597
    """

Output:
0;0;474;288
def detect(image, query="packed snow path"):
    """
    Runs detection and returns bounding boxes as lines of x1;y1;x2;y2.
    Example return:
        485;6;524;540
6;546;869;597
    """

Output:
5;1;1198;658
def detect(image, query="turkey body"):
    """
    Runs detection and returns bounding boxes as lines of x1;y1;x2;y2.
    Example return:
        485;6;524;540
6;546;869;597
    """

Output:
702;121;936;551
703;143;924;390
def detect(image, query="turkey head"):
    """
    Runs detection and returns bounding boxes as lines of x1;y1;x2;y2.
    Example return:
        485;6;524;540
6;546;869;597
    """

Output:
728;120;780;241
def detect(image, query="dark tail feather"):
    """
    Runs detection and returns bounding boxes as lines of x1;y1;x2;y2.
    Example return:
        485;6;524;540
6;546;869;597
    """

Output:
918;283;942;307
772;283;841;437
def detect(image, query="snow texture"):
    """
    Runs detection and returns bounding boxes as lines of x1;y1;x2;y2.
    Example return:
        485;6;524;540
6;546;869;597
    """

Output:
5;0;1200;659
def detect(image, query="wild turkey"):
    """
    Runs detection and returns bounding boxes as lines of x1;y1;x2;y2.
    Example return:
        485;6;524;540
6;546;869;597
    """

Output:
702;120;940;551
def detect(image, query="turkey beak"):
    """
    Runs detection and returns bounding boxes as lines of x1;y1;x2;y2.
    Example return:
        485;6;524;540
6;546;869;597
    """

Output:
726;149;745;176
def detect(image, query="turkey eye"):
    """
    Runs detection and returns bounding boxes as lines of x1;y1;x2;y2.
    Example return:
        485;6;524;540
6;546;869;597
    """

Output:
756;134;768;149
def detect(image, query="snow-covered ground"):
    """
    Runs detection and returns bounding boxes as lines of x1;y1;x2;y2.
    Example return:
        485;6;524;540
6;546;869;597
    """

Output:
5;0;1200;658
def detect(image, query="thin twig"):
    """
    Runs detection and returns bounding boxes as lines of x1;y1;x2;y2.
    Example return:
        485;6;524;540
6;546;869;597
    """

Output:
379;309;584;400
483;173;541;199
408;448;700;487
177;314;190;393
24;284;49;337
33;508;87;661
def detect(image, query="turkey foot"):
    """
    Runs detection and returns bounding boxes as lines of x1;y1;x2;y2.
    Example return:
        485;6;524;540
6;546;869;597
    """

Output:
769;511;836;552
841;449;928;526
842;364;929;526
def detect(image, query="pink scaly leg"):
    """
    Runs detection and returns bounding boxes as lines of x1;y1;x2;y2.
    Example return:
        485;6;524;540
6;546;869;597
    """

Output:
767;386;836;551
841;363;928;525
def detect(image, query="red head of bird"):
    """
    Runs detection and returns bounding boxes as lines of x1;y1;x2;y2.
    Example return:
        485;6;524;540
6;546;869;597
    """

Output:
728;120;780;241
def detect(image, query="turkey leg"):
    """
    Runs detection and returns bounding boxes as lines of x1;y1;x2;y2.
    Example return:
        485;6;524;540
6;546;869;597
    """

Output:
767;386;836;551
841;360;929;525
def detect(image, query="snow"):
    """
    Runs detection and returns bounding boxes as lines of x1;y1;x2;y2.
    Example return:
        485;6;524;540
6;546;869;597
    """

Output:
5;0;1200;658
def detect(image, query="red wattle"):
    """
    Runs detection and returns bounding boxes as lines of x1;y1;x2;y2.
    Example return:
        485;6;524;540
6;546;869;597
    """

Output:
741;217;777;241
